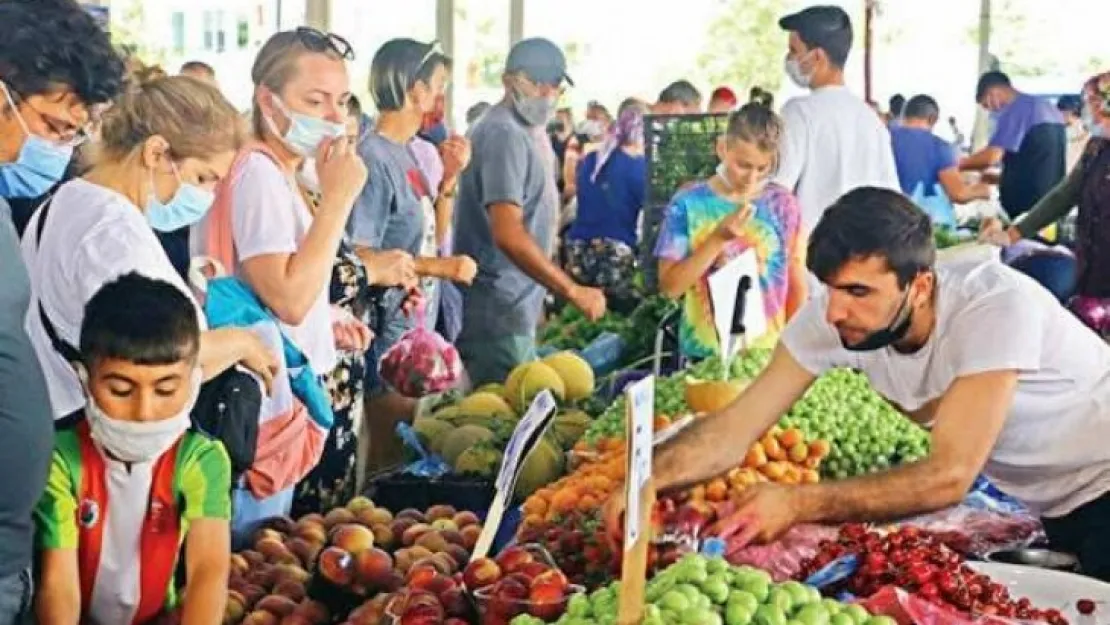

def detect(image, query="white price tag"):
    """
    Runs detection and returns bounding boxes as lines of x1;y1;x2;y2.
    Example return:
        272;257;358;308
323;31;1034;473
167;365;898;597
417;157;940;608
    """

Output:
495;389;558;493
707;249;766;367
624;376;655;550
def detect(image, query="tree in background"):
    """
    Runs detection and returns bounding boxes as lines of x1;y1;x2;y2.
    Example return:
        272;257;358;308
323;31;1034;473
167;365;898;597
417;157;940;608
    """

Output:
970;0;1108;80
697;0;790;95
110;0;166;67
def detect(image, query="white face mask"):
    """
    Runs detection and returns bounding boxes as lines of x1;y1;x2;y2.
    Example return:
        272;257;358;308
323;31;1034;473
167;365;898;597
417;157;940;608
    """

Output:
81;368;201;463
784;52;814;89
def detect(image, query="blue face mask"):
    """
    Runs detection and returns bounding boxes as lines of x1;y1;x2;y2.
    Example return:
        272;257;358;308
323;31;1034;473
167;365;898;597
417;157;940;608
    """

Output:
145;163;215;232
420;122;448;146
266;95;347;157
0;82;74;198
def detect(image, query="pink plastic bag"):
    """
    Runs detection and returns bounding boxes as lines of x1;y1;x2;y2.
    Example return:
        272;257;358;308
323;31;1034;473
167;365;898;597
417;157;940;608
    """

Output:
724;524;840;581
897;506;1044;558
860;586;1065;625
378;303;463;398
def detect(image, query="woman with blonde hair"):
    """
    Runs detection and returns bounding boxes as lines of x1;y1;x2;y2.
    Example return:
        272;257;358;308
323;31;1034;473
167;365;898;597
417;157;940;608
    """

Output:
196;28;414;525
22;73;273;625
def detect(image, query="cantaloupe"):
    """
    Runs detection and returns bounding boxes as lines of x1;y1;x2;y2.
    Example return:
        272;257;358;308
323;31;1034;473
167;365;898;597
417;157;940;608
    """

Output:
550;409;592;450
504;361;566;413
439;424;495;466
453;443;502;478
412;417;456;456
457;392;515;421
513;438;565;498
542;351;595;401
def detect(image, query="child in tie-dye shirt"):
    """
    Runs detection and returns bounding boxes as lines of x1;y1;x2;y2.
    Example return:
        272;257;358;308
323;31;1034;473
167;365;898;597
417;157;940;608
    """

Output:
655;103;808;360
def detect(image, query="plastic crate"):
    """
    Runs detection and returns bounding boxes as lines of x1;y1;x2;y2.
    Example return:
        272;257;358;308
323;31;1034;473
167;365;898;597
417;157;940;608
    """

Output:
640;113;731;290
364;466;495;514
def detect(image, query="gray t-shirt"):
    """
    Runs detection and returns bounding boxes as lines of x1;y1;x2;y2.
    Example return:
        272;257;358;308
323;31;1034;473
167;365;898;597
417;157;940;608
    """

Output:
0;198;54;577
454;102;559;338
348;131;438;335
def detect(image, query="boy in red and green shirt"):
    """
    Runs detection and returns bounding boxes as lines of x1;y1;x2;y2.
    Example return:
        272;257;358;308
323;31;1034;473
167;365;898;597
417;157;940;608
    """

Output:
35;273;231;625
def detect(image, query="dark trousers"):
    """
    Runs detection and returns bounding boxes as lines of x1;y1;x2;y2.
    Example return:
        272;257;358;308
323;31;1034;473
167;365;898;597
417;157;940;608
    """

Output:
1042;489;1110;581
1008;252;1077;304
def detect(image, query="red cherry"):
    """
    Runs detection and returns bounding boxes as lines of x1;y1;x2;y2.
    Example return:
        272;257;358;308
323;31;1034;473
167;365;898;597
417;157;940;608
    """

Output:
919;583;940;601
1078;599;1096;616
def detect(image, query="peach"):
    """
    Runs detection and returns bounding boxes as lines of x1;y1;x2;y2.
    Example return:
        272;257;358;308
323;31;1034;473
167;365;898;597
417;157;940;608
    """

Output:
488;576;528;618
241;549;266;567
459;525;481;551
276;616;314;625
412;555;452;578
401;523;433;547
528;583;566;620
405;563;440;589
393;548;416;574
371;523;395;550
383;569;405;592
431;552;460;575
297;512;326;526
396;508;427;523
368;507;394;525
531;568;568;591
399;605;443;625
255;527;285;545
515;561;550;583
407;545;434;561
255;595;298;618
225;591;247;622
431;518;459;533
256;537;290;563
346;496;375;514
452;511;480;528
294;522;327;546
293;599;330;623
425;574;458;598
494;545;533;574
265;515;297;535
317;546;355;587
445;619;470;625
239;583;267;608
439;528;464;546
230;553;250;577
390;517;418;544
353;547;394;587
462;557;501;590
440;586;468;617
272;579;306;603
354;507;379;528
241;610;278;625
444;544;471;569
323;507;356;529
245;564;277;589
425;504;457;522
270;551;302;567
285;538;321;569
414;530;449;553
273;563;311;586
331;523;376;554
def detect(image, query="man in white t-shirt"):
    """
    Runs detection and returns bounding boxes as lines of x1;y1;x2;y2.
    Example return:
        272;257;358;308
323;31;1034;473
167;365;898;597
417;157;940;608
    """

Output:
637;187;1110;580
773;6;900;234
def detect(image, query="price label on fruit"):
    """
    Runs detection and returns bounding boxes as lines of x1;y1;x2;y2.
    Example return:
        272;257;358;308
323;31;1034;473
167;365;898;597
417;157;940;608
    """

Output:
624;375;655;548
496;388;558;494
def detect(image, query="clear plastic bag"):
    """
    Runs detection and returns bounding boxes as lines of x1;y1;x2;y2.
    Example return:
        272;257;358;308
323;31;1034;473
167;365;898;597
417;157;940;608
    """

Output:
378;303;463;398
896;505;1044;558
721;524;840;582
860;585;1059;625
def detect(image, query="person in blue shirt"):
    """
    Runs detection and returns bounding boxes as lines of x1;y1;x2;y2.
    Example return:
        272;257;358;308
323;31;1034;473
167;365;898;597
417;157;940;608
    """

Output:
890;95;991;225
563;102;648;306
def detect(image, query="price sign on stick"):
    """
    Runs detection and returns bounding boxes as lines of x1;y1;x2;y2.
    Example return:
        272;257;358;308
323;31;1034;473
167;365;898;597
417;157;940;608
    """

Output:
618;376;656;625
470;389;558;561
707;249;766;371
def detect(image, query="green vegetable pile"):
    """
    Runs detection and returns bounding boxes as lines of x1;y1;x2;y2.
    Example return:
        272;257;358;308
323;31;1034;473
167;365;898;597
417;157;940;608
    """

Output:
779;368;930;479
511;553;893;625
933;226;974;250
540;295;678;367
581;350;773;445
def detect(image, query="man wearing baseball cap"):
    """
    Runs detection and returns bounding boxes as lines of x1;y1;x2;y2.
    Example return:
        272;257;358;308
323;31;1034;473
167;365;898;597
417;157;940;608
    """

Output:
454;38;606;386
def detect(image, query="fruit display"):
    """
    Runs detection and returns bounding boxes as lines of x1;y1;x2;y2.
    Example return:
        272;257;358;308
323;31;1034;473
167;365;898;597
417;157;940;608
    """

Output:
510;553;887;625
539;295;675;367
224;497;483;625
797;525;1068;625
466;546;585;625
778;369;931;479
516;426;829;588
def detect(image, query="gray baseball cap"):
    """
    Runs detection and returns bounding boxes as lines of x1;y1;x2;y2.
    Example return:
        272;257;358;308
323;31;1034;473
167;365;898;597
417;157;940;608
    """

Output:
505;37;573;87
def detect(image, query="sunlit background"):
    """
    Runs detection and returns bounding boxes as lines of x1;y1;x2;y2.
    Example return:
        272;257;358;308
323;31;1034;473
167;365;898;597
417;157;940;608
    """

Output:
92;0;1110;140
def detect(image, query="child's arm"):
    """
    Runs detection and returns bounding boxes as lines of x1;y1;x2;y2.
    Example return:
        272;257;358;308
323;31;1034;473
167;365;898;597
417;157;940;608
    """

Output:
36;550;80;625
182;519;230;625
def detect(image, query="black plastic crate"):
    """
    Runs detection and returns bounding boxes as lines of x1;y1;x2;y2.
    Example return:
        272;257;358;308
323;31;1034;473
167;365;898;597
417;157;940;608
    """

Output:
363;466;495;514
640;113;731;290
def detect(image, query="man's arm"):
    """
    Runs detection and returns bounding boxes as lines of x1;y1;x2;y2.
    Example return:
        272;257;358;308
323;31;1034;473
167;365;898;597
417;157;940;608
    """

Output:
772;101;807;192
36;549;80;625
794;369;1017;522
937;167;992;204
958;146;1005;171
490;202;579;300
181;518;230;625
654;344;817;492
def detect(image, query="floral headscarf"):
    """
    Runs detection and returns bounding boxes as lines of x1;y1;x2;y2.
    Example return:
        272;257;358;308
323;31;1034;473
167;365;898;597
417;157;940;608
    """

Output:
590;107;645;183
1082;71;1110;132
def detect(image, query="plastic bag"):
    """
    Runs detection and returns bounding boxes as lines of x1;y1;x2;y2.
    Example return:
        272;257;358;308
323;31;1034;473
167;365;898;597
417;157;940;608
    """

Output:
896;505;1044;558
721;524;841;581
860;586;1054;625
377;302;463;398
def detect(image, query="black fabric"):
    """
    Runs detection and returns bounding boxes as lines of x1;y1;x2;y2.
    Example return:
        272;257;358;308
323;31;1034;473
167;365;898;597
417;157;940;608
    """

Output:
1042;489;1110;582
190;367;261;479
1074;139;1110;297
1000;123;1067;220
155;227;191;281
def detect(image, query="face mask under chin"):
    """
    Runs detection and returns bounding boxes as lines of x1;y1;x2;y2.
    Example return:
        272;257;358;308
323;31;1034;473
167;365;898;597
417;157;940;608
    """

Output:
841;289;915;352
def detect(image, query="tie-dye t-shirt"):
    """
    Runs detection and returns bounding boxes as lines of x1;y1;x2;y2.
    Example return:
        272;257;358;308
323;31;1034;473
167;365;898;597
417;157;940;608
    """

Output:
654;181;803;359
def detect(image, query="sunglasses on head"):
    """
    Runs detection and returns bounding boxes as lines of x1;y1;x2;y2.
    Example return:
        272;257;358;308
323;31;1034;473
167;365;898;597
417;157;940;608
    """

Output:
294;27;354;61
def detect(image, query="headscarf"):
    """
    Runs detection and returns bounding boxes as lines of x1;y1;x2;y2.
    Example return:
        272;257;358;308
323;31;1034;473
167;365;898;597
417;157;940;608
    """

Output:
590;107;644;183
1082;71;1110;135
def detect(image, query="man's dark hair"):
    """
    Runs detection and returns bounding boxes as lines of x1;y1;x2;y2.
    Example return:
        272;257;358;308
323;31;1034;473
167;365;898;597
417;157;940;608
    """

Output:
80;273;201;368
807;188;935;288
1056;94;1082;117
179;60;215;77
348;94;362;117
779;6;853;69
658;80;701;107
0;0;124;105
888;94;906;117
975;71;1012;102
369;38;452;112
903;94;940;121
466;101;491;125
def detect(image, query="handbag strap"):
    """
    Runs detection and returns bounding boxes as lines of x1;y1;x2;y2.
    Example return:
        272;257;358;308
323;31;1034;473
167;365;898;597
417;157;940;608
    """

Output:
33;198;82;365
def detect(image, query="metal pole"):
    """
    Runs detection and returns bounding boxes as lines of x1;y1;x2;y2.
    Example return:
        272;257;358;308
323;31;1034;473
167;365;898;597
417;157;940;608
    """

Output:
509;0;524;46
437;0;456;129
971;0;992;150
864;0;875;104
304;0;331;31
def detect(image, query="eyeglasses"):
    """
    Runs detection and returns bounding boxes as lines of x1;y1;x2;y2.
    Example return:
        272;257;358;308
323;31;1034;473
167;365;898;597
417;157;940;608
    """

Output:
294;27;354;61
2;83;92;148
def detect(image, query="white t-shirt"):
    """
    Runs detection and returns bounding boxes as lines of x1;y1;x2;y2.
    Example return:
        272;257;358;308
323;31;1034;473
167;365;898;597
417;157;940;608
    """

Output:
21;179;205;420
225;153;336;374
781;260;1110;518
773;86;901;233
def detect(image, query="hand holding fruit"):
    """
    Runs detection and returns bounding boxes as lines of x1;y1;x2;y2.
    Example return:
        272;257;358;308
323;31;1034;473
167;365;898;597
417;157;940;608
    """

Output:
708;482;802;549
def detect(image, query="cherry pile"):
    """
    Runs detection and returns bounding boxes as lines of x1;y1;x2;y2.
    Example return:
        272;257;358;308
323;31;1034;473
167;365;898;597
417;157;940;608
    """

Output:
799;525;1068;625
